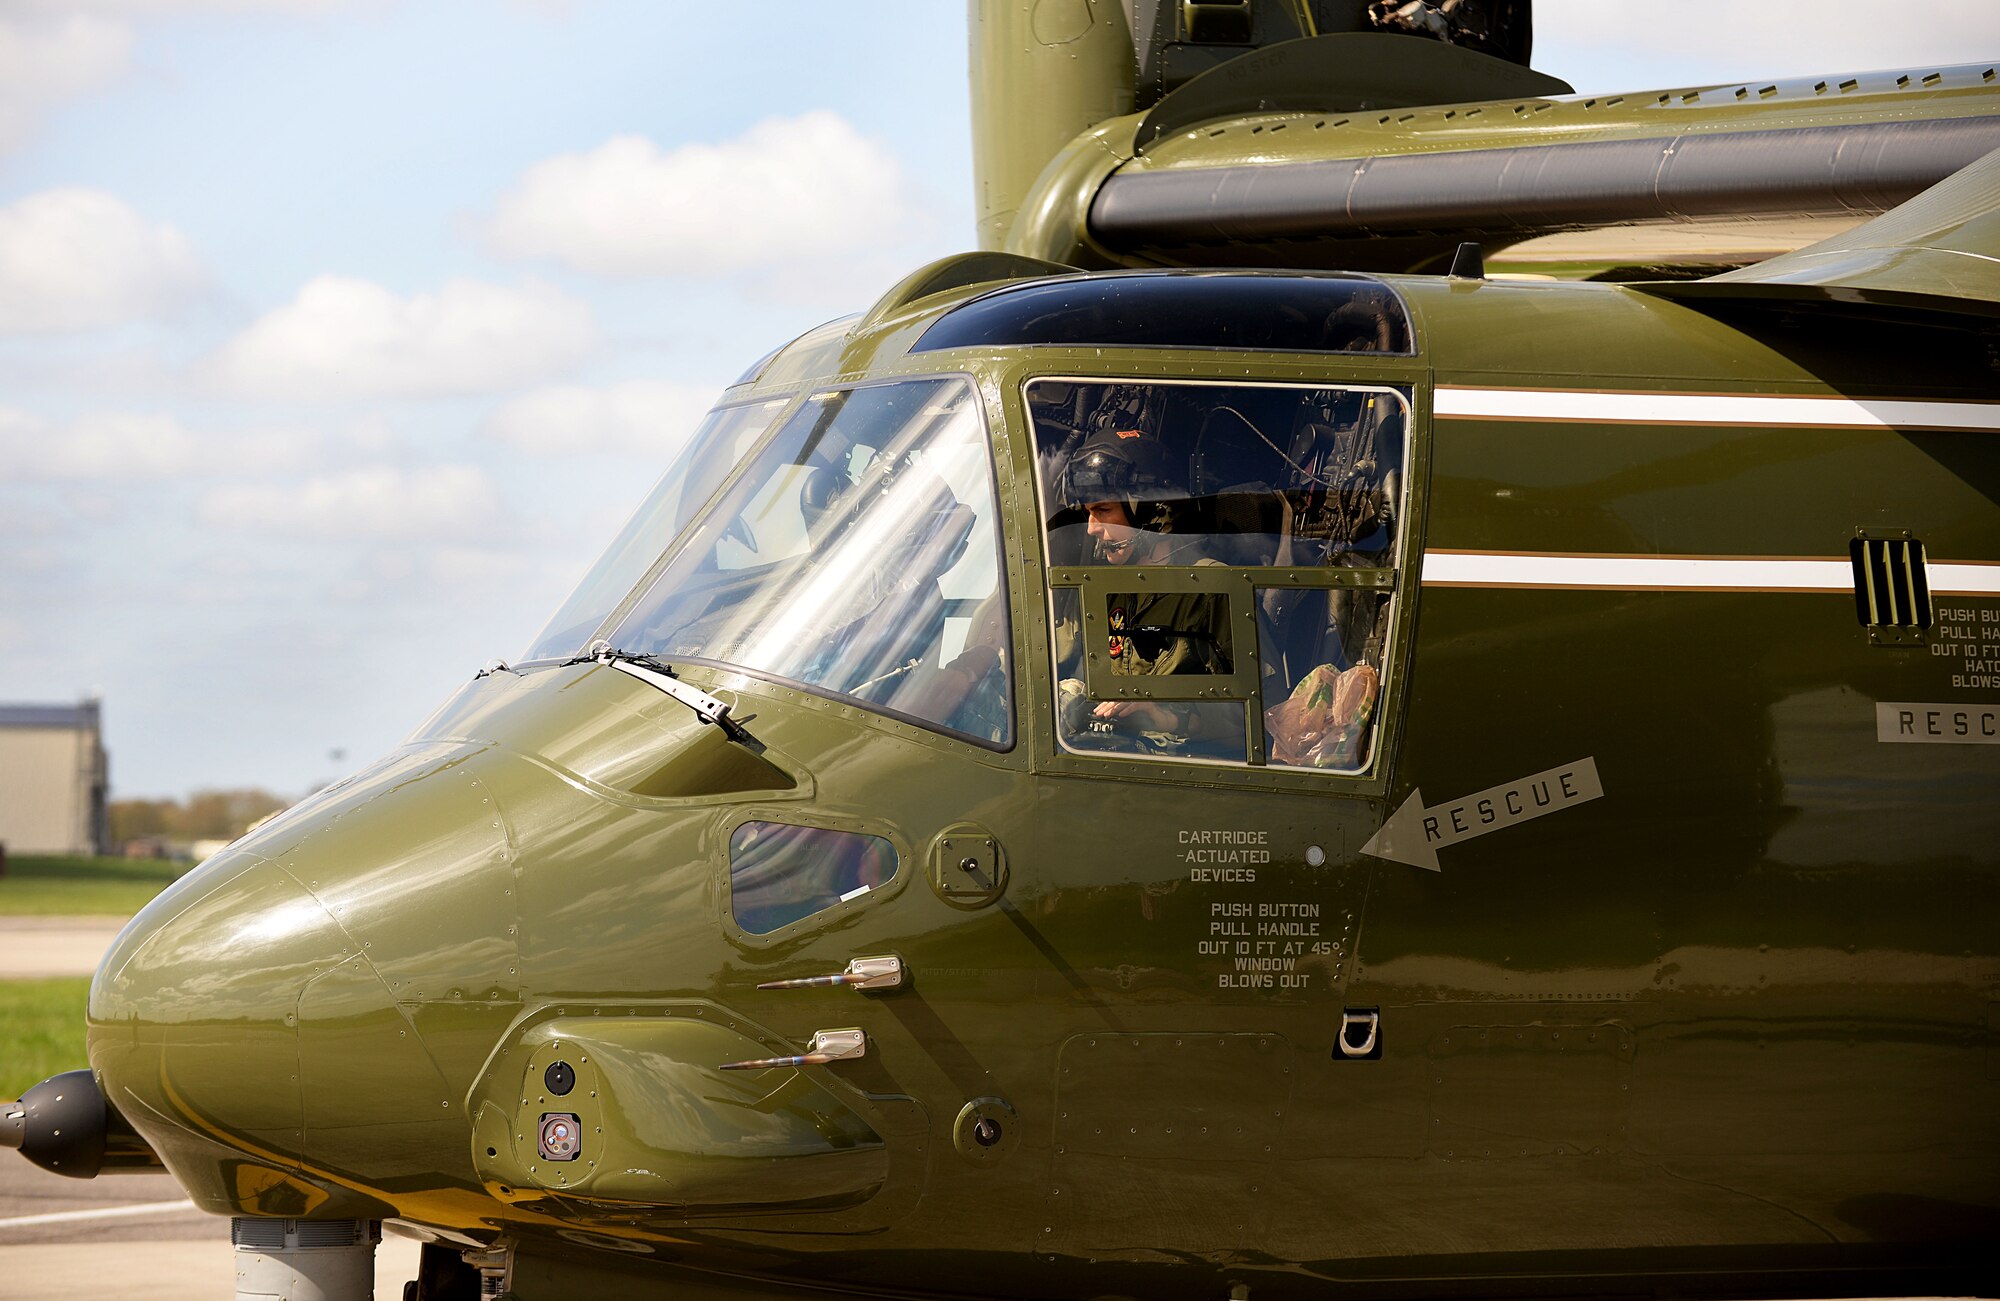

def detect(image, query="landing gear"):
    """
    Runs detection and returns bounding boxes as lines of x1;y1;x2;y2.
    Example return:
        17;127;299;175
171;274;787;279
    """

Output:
400;1242;485;1301
232;1218;378;1301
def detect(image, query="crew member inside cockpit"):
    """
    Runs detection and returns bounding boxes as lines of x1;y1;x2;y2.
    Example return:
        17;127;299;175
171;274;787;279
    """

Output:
1055;427;1233;746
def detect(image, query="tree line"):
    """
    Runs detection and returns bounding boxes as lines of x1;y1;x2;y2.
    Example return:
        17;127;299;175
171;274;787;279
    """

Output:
109;789;291;844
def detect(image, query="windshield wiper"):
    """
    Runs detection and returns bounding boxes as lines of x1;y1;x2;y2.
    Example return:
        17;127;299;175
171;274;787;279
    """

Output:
574;642;751;742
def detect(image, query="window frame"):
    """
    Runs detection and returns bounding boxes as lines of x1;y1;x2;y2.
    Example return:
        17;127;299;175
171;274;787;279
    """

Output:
1013;365;1428;793
603;372;1021;753
718;807;913;949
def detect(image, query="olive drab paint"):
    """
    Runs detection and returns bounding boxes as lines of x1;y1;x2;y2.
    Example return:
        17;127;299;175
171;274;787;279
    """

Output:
5;3;1998;1299
62;253;2000;1300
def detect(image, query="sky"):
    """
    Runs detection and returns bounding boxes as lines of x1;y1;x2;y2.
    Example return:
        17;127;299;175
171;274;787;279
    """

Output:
2;1;1997;801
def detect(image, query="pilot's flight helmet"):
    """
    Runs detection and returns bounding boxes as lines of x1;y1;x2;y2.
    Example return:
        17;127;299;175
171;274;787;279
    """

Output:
1062;427;1184;533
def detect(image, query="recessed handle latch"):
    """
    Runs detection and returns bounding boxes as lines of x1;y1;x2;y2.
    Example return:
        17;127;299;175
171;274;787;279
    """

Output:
1336;1008;1381;1060
720;1027;867;1072
757;954;904;992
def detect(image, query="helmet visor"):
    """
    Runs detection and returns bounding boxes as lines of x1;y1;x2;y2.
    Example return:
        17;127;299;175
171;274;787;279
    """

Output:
1062;445;1137;507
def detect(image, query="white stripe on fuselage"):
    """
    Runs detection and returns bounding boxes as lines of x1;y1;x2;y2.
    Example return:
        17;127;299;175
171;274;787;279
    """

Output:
1434;388;2000;431
1427;388;2000;590
1421;552;2000;593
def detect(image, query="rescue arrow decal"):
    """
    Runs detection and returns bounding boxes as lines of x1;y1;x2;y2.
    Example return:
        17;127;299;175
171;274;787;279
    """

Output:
1362;757;1604;871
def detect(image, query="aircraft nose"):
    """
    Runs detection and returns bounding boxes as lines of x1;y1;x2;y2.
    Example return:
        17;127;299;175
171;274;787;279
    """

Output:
85;743;518;1214
89;849;351;1182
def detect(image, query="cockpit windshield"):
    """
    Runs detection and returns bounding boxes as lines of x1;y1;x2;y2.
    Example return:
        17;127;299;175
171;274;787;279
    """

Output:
519;398;790;663
607;377;1012;747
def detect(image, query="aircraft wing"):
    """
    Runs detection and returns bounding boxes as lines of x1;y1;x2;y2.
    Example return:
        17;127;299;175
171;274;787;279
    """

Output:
1637;145;2000;318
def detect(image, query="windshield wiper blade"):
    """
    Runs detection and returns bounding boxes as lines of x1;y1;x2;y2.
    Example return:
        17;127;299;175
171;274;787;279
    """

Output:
586;644;749;741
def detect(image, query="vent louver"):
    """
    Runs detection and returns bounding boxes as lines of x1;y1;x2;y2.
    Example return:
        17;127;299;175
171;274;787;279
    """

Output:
1850;534;1931;643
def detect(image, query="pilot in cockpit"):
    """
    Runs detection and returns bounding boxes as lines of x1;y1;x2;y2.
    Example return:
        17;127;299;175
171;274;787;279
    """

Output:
1054;427;1234;747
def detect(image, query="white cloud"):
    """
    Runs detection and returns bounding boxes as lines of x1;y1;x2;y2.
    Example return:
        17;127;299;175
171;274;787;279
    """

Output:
59;491;123;524
339;412;404;457
220;540;556;613
198;465;506;541
414;544;544;589
15;1;366;14
481;379;722;458
0;16;131;155
5;546;64;575
483;111;923;278
0;496;72;537
0;188;203;334
0;0;380;159
205;275;597;401
0;406;318;481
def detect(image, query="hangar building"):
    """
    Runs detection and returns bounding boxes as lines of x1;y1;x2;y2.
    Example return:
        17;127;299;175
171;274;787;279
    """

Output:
0;700;109;857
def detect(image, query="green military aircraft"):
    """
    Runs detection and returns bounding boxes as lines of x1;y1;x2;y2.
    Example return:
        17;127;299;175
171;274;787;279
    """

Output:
7;2;1999;1298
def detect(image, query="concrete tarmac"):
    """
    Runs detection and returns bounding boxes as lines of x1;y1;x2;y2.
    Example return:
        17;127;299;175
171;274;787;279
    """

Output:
0;1157;420;1298
0;916;126;979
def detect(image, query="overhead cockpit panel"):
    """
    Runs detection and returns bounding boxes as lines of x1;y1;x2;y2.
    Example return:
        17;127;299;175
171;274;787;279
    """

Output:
912;272;1414;355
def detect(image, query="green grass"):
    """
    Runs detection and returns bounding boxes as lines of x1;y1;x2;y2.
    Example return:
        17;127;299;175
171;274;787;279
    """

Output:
0;978;91;1097
0;854;186;916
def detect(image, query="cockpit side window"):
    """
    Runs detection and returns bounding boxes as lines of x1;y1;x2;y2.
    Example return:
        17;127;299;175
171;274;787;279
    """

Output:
609;377;1014;748
1029;378;1409;774
729;820;897;936
520;398;791;663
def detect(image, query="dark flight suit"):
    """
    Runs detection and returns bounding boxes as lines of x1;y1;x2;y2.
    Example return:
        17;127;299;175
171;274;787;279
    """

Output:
1056;558;1235;752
